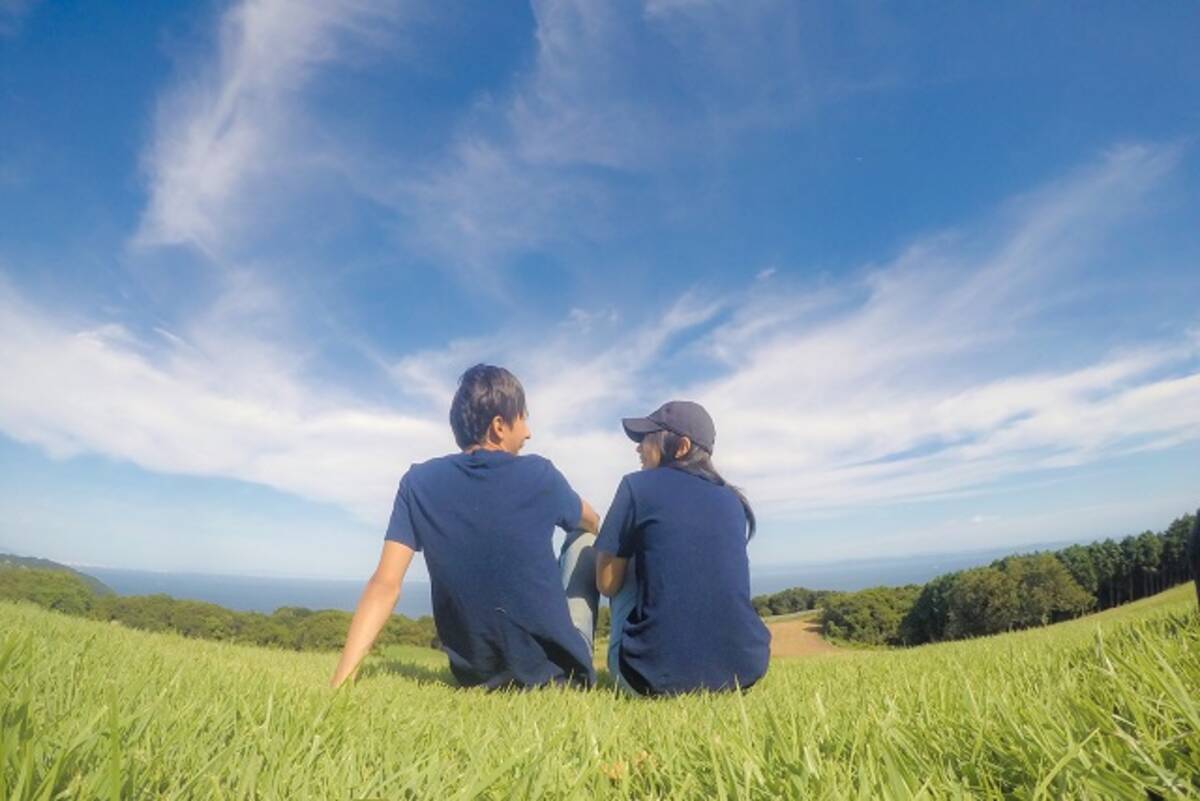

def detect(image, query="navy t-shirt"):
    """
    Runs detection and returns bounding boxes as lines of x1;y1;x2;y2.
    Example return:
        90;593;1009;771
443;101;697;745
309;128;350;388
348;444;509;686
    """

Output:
596;468;771;695
384;450;593;689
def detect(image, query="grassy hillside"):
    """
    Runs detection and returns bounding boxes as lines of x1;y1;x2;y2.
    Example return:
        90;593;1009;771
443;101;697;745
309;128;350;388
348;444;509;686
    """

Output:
0;553;112;596
2;586;1197;799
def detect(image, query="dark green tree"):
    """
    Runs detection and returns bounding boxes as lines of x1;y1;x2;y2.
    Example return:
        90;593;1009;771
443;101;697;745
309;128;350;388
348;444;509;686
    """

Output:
751;587;831;617
899;572;959;644
1113;534;1132;604
1056;545;1099;597
1003;554;1093;627
1091;539;1122;609
945;567;1019;638
1134;530;1163;597
293;610;354;651
1161;514;1193;586
822;585;920;645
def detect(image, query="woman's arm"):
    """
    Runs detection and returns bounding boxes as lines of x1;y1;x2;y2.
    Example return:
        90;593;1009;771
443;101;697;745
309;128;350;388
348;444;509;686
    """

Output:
579;499;601;534
596;551;628;598
330;541;415;688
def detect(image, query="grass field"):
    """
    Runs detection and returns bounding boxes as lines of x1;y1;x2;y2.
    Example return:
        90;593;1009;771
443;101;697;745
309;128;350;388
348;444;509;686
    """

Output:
2;586;1197;799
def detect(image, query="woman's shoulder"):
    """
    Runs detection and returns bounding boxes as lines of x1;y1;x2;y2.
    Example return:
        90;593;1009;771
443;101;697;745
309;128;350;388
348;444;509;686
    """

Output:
623;469;673;492
627;467;727;496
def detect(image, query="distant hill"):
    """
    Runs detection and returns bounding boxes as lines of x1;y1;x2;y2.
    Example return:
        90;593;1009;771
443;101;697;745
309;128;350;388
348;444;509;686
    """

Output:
0;553;113;596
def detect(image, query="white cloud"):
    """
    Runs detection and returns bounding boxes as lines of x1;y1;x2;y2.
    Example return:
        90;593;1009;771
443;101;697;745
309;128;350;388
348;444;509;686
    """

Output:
390;144;1200;518
385;292;724;506
3;144;1198;542
0;275;445;524
135;0;402;255
683;144;1199;512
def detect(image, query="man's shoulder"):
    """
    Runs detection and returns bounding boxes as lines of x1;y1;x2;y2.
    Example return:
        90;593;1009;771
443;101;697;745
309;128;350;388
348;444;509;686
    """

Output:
405;452;560;481
402;453;461;480
512;453;571;487
515;453;555;470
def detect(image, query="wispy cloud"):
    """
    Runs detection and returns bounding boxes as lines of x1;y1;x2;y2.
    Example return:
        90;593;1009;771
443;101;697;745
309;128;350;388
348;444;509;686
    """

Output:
397;0;898;272
392;143;1200;513
3;144;1197;534
0;0;39;37
133;0;900;282
684;144;1198;512
135;0;402;255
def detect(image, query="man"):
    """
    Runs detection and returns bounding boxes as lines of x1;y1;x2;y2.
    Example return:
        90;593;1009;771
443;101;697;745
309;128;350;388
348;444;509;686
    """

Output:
1191;509;1200;609
330;364;601;688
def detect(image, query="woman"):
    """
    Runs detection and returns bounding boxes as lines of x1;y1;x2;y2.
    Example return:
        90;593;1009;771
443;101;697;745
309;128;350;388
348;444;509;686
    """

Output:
595;400;770;695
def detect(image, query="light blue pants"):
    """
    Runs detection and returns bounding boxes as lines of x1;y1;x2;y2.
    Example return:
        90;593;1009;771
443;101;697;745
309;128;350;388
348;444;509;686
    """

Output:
558;530;599;654
558;533;639;693
606;558;640;694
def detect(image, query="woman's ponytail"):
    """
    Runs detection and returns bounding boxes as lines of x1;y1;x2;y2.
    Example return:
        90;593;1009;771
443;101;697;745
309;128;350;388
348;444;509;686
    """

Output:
653;430;756;540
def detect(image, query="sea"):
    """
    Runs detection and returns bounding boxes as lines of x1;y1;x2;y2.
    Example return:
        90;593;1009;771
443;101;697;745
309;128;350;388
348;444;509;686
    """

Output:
82;566;435;619
79;540;1074;618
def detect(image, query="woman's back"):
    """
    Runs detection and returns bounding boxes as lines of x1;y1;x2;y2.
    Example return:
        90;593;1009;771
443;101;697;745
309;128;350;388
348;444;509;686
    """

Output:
600;468;771;695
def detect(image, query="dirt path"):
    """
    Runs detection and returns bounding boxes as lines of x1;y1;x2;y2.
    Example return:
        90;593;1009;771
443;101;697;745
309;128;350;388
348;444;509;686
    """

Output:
766;614;840;658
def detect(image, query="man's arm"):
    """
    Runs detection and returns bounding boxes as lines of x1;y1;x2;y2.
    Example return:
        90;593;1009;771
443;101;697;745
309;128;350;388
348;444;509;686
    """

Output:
579;499;600;534
330;541;415;688
596;551;627;597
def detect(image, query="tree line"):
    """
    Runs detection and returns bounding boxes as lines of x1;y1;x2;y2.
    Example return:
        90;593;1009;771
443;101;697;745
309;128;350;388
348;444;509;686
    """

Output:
0;566;438;652
750;586;839;617
758;510;1196;646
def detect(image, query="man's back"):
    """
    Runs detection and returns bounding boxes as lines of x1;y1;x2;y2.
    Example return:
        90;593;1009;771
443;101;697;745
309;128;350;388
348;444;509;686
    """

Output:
386;450;593;688
1191;510;1199;608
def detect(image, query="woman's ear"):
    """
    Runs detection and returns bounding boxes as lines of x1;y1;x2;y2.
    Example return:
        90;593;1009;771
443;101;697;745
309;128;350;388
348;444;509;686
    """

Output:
675;436;692;459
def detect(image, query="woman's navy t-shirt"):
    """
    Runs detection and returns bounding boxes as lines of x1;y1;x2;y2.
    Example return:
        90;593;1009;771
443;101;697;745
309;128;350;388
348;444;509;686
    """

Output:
596;468;771;695
384;450;593;689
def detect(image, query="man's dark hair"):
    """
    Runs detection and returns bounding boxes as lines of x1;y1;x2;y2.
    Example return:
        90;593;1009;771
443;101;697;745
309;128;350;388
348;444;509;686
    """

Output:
449;364;528;449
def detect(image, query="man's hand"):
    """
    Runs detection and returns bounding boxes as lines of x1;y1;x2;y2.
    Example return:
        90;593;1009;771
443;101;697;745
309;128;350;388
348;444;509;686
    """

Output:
329;541;415;688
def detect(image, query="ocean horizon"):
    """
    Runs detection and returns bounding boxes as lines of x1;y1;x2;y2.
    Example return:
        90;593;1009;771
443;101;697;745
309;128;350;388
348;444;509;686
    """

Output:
80;566;436;619
77;539;1078;618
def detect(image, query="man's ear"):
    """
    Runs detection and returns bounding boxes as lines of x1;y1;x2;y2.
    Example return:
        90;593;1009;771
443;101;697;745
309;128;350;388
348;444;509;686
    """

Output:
675;436;692;459
488;415;506;443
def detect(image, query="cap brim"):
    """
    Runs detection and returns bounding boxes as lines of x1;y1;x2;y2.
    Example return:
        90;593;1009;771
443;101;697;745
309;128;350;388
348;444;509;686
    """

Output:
621;417;661;442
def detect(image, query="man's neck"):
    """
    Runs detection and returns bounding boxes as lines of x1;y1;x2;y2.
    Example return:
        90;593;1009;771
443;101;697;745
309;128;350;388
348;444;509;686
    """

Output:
465;442;510;455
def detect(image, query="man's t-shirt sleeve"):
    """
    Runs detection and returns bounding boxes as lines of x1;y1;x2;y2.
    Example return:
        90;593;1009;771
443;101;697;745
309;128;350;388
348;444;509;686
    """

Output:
596;477;637;558
546;461;583;531
384;474;422;551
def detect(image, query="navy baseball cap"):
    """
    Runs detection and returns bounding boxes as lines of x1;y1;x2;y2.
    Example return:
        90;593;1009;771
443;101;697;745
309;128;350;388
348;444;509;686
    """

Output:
622;400;716;453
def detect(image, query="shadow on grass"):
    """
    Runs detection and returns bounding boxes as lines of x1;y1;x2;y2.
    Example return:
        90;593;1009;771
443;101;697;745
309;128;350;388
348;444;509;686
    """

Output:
359;656;629;693
359;658;458;687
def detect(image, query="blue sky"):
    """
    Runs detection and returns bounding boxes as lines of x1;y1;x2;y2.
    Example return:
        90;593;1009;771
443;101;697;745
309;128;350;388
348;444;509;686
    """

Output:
2;0;1198;579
